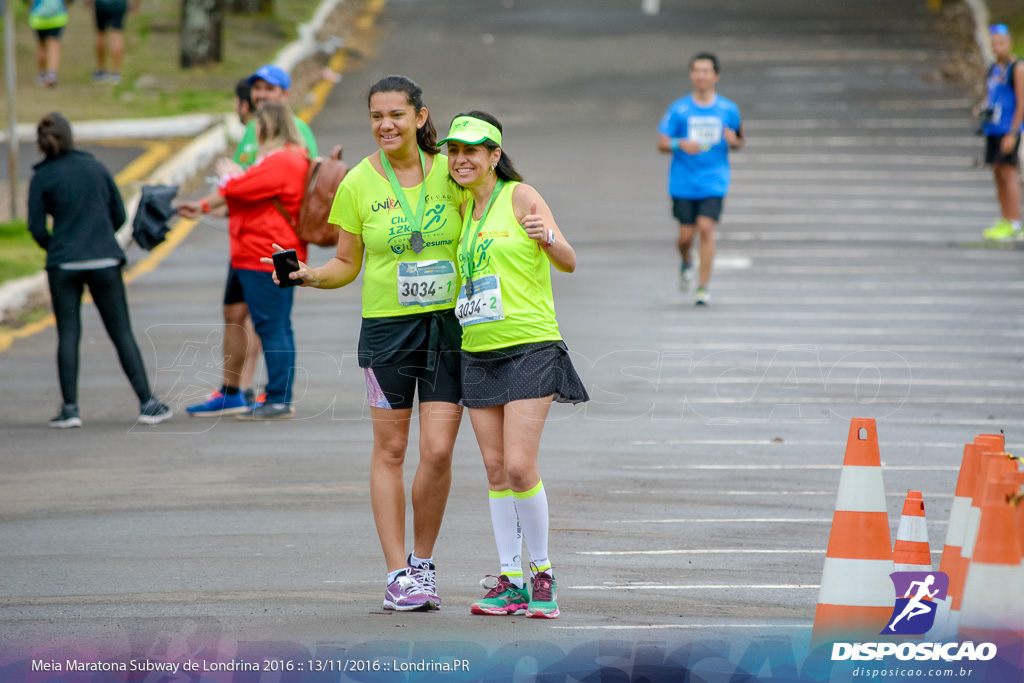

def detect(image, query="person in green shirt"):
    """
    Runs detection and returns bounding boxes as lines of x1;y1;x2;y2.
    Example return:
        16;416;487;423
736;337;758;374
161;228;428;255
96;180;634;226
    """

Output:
269;75;464;612
439;111;588;620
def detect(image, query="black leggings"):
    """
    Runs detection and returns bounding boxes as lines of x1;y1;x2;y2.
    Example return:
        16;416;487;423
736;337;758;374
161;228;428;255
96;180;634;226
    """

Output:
47;266;152;405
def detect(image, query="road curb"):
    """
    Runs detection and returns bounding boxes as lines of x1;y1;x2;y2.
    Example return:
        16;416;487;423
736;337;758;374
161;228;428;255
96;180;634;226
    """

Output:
0;0;362;329
964;0;995;65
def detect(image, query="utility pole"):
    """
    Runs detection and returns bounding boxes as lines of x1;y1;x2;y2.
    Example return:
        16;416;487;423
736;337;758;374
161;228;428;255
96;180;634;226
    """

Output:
4;0;19;219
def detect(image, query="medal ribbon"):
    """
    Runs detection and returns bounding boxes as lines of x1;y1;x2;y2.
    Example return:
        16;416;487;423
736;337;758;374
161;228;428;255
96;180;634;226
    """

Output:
461;179;506;286
380;149;427;249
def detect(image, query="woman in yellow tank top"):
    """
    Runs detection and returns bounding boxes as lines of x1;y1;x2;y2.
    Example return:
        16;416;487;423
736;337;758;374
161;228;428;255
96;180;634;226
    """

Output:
439;111;589;619
263;76;465;613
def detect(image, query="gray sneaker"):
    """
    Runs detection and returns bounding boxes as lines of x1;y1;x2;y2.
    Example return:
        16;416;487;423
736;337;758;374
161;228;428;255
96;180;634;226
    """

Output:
50;404;82;429
407;555;440;610
236;402;294;420
382;571;431;611
139;398;173;425
679;264;694;291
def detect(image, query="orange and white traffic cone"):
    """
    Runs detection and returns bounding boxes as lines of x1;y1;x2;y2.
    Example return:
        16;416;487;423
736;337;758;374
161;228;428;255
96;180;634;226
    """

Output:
812;418;895;643
893;491;931;572
958;470;1024;660
929;435;1006;639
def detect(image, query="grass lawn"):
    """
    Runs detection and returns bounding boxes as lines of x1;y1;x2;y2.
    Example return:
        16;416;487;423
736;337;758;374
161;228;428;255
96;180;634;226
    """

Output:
0;220;47;282
2;0;329;123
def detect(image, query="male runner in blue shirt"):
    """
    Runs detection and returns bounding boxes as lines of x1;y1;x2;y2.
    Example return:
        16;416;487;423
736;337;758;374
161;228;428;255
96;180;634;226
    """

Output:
658;53;743;306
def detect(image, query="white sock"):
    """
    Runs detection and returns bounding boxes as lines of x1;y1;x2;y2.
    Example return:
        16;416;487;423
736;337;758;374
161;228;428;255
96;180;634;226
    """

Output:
513;480;551;575
409;554;432;569
489;489;524;587
387;568;405;584
1011;220;1022;230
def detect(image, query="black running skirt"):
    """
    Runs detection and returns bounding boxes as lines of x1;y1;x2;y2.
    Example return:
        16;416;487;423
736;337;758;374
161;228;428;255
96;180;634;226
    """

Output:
461;341;590;409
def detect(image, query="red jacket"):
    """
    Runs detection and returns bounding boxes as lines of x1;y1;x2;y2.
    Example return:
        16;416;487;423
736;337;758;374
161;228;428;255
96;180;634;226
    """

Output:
220;145;309;271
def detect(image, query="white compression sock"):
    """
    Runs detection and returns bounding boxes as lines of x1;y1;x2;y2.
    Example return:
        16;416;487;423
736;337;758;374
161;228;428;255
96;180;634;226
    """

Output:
489;489;524;587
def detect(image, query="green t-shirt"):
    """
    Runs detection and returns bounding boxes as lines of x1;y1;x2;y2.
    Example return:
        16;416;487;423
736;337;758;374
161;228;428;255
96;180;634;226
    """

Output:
328;154;467;318
233;116;318;170
456;182;561;352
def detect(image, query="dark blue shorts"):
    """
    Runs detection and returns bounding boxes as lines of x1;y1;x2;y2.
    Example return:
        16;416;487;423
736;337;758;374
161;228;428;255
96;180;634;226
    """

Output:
36;27;64;41
672;196;724;225
95;2;128;30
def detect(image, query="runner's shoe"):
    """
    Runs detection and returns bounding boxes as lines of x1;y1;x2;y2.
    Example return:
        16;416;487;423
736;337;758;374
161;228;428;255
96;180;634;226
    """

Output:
50;404;81;429
407;555;440;610
678;264;694;291
470;575;530;616
236;402;294;420
983;219;1016;240
92;70;107;83
695;286;710;306
186;390;249;417
382;570;432;611
139;398;173;425
526;566;559;619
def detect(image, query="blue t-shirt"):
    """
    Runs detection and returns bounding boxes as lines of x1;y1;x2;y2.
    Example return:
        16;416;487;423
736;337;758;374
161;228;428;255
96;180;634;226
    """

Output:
984;60;1023;136
658;93;742;199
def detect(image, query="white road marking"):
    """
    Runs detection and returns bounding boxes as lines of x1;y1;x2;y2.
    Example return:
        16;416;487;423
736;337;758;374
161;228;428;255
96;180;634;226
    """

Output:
734;153;974;165
658;326;1024;339
571;583;821;590
744;136;980;148
576;549;824;555
551;624;814;630
618;464;961;471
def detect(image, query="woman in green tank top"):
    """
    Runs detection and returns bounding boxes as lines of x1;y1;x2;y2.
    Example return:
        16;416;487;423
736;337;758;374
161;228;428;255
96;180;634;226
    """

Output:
263;76;464;613
439;111;589;619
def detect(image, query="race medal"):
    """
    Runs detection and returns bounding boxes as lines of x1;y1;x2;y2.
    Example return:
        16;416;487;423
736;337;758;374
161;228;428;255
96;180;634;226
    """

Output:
464;278;474;298
409;231;425;254
397;260;457;307
380;149;427;255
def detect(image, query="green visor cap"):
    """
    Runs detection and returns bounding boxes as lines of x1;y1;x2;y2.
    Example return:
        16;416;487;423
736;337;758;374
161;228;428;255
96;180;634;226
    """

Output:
438;116;502;147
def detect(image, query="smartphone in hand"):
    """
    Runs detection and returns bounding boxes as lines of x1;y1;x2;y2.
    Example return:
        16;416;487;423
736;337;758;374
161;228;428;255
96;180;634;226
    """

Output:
272;249;301;288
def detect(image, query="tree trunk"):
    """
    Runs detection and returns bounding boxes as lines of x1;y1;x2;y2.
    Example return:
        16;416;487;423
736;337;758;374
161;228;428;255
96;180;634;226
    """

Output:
179;0;224;68
226;0;272;15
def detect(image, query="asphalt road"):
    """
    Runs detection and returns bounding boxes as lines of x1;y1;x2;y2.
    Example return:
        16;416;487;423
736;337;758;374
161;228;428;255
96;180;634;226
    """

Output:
2;0;1022;675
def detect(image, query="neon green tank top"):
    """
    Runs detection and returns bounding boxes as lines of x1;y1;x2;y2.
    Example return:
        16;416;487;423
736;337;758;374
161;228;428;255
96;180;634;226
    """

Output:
329;154;466;318
457;182;561;352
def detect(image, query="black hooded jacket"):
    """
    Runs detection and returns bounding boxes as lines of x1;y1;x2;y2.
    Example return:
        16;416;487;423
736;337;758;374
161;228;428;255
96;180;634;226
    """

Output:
27;149;127;268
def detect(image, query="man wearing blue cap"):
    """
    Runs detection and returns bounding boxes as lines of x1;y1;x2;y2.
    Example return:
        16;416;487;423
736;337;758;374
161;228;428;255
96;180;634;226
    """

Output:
233;64;318;169
185;65;320;417
979;25;1024;241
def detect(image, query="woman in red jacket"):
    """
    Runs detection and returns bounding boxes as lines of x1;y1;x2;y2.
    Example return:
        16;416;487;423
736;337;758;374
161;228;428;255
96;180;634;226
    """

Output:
179;102;309;419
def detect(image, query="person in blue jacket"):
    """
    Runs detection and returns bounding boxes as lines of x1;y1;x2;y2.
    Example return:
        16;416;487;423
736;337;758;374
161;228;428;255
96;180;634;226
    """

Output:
658;52;743;306
28;112;172;428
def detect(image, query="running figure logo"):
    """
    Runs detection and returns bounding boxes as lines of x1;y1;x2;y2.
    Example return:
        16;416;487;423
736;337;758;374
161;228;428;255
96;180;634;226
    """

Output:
882;572;949;635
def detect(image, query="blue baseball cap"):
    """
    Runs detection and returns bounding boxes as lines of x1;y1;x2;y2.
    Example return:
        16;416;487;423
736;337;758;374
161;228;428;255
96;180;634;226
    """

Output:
990;24;1010;36
247;64;290;90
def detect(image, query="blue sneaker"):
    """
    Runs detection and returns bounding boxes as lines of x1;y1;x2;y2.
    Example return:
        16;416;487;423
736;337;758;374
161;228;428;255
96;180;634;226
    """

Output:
186;390;249;417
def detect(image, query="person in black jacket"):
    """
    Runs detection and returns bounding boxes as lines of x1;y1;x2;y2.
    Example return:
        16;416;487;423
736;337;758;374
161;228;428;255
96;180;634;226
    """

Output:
27;112;172;428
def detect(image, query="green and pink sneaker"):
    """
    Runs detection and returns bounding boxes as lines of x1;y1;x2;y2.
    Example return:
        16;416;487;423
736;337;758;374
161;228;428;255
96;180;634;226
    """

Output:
470;575;529;616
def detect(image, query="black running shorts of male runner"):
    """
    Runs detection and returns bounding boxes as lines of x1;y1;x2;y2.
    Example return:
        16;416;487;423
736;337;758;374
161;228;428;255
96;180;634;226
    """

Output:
985;134;1021;167
672;196;724;225
95;0;128;30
